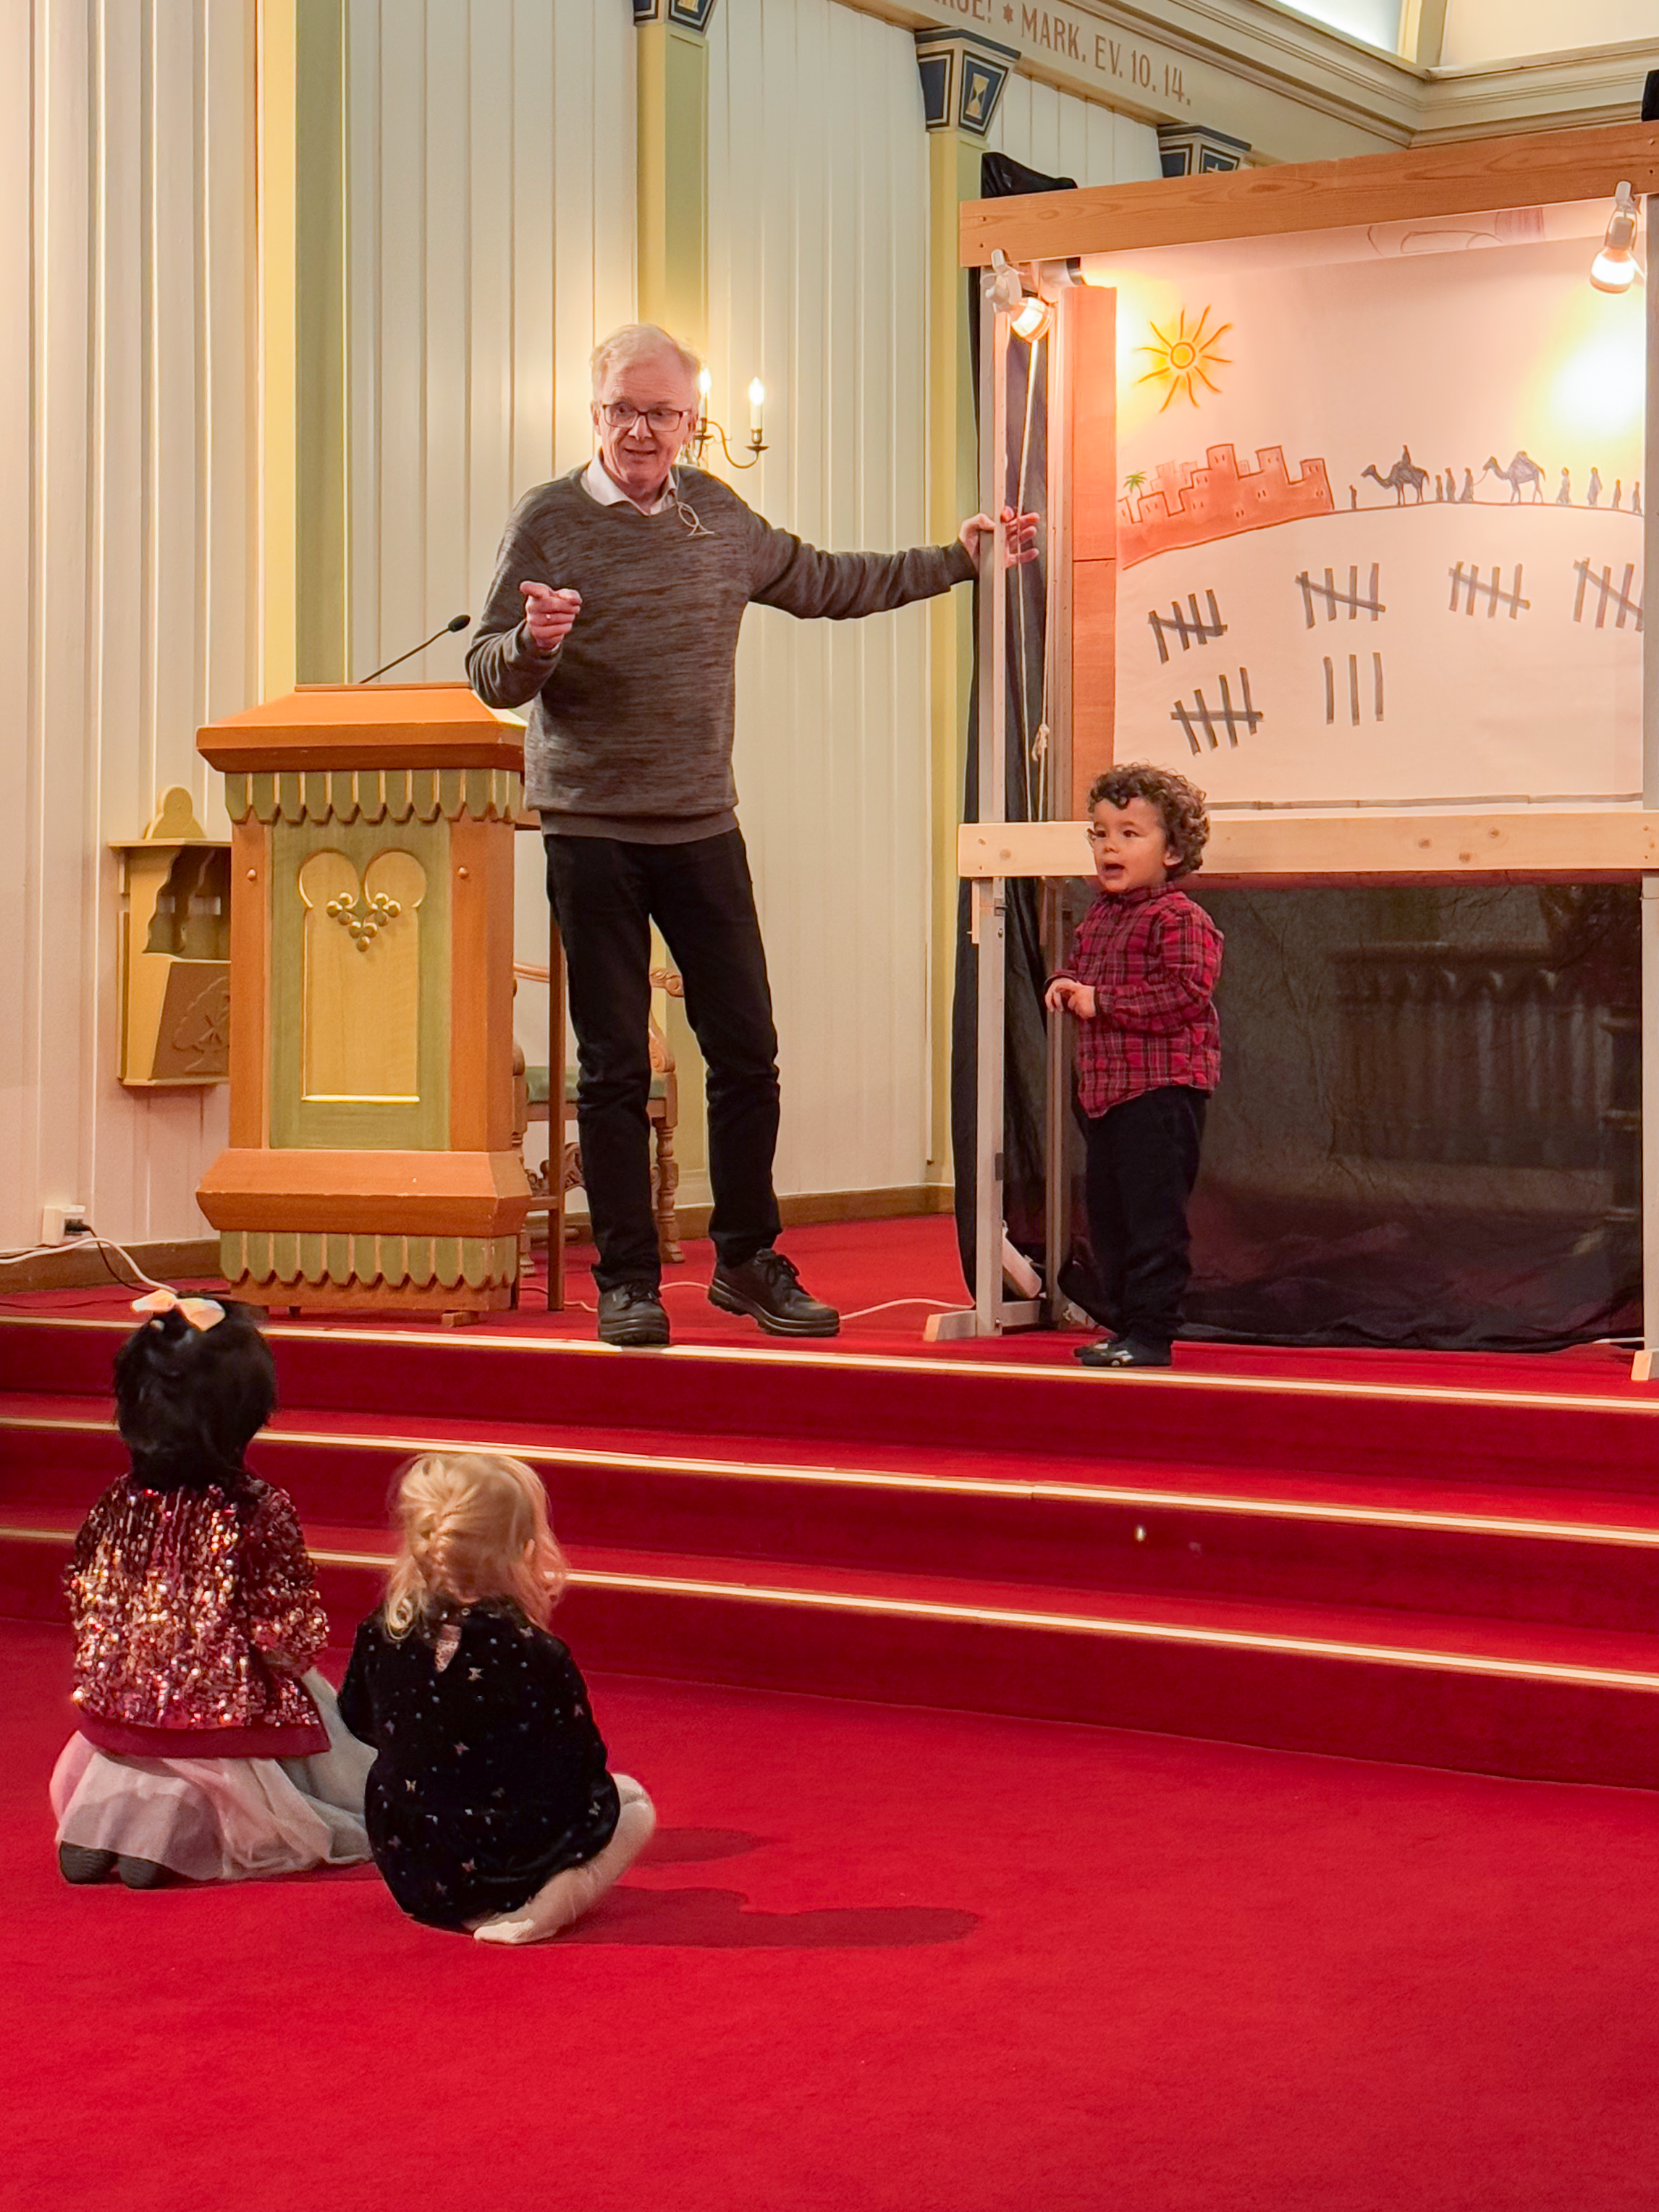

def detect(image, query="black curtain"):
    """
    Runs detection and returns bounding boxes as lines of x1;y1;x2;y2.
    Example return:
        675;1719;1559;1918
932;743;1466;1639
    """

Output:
949;167;1642;1351
951;154;1073;1296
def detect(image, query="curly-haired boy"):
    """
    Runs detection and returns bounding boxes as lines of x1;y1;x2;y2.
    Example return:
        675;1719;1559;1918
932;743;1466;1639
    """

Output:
1044;763;1223;1369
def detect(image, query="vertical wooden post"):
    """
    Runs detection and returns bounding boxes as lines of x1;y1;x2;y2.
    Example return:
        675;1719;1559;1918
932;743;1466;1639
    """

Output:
633;1;712;1224
256;0;298;703
1069;284;1118;816
974;293;1008;1334
1639;192;1659;1375
916;30;1014;1185
294;0;350;683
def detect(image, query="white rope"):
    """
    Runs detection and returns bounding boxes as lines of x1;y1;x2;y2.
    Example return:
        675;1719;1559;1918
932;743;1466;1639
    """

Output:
0;1228;169;1291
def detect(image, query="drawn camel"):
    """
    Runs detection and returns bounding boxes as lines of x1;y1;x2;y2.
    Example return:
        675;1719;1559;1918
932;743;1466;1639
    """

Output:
1482;451;1545;503
1362;448;1429;505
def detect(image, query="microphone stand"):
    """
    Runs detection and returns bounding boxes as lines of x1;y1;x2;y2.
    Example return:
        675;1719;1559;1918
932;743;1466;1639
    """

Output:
356;614;470;684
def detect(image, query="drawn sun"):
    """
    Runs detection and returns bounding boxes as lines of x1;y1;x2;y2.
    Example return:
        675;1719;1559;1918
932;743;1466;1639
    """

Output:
1136;305;1232;411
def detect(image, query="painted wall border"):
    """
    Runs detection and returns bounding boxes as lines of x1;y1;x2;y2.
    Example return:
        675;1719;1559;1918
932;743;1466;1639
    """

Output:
838;0;1652;155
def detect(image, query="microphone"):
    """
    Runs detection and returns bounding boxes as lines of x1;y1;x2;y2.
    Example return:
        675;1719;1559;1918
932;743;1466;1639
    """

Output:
356;614;470;684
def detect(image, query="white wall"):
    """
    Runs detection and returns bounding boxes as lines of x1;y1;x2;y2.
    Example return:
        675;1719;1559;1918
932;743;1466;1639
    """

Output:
1269;0;1402;52
1441;0;1659;65
339;0;1160;1203
345;0;638;1075
986;74;1162;187
0;0;256;1252
706;0;935;1197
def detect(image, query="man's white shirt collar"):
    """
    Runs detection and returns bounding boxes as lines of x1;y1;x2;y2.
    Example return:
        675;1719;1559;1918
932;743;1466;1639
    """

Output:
584;455;677;516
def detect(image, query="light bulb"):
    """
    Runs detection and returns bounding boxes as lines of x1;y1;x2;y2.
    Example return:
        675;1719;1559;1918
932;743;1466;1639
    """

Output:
748;378;766;434
696;367;712;399
1011;293;1050;342
981;248;1024;315
1590;182;1640;295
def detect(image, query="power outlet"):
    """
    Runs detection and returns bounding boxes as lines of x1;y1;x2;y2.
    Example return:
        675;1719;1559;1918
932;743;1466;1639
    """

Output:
41;1205;90;1246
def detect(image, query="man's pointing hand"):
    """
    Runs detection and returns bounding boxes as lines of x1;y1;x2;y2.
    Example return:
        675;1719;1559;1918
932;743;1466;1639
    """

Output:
520;581;582;651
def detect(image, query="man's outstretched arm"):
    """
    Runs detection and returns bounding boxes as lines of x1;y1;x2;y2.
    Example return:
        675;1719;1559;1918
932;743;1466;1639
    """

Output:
748;505;1038;620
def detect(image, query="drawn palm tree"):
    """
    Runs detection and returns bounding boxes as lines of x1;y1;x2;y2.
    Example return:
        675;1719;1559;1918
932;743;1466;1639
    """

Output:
1123;471;1147;506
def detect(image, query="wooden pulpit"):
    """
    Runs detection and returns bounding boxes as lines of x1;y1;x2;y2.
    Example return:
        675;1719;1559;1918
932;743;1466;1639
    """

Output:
195;683;530;1315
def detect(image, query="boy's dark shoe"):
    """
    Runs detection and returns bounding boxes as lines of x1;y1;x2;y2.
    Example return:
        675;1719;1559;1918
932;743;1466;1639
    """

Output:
597;1283;671;1348
59;1844;117;1886
709;1250;840;1337
1075;1336;1171;1369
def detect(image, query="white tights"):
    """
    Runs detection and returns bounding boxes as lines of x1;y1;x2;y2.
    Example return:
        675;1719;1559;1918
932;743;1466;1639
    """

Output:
472;1776;656;1947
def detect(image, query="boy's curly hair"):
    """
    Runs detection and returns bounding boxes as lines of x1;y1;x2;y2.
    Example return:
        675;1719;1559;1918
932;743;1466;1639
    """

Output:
1086;762;1210;879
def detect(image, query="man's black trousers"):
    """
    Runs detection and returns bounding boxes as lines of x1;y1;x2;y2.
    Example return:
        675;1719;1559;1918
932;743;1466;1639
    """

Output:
544;828;781;1291
1081;1084;1208;1353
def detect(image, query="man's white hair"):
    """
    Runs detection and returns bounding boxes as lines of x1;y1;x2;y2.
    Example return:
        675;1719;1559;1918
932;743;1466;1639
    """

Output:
589;323;703;396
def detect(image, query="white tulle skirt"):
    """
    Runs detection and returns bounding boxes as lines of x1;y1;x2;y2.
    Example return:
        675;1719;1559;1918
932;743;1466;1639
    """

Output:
50;1673;373;1883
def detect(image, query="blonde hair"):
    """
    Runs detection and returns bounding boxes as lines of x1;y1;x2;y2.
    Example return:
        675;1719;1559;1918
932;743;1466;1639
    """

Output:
589;322;702;397
384;1453;567;1639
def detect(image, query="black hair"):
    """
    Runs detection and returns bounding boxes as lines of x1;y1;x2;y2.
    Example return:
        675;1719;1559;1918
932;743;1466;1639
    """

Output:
112;1301;278;1491
1086;762;1210;879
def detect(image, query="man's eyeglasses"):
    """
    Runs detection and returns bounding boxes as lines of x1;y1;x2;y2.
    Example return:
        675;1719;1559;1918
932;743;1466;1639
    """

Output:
599;402;692;431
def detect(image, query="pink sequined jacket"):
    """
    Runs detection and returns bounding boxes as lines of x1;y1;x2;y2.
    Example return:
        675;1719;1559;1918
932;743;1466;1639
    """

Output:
65;1475;330;1760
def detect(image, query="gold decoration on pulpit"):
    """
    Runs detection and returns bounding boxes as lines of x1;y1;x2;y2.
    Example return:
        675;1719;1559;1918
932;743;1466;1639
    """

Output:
298;848;426;1101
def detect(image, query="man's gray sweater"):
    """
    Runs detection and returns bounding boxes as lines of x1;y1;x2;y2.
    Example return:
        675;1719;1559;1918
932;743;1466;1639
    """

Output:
467;465;976;840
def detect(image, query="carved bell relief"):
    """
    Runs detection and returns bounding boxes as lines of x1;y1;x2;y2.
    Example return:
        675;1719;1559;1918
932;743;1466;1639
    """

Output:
298;848;427;1100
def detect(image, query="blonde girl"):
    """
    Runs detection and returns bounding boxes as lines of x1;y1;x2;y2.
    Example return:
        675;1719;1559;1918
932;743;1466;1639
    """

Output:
337;1452;654;1943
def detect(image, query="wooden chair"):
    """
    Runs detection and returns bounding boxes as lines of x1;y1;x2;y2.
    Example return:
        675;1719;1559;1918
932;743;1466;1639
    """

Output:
512;950;684;1308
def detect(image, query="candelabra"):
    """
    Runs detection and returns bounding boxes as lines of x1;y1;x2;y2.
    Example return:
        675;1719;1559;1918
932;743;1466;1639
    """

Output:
688;373;768;470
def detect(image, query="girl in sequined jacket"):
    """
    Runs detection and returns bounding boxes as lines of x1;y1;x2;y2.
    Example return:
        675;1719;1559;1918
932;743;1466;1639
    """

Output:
339;1452;655;1944
51;1292;371;1890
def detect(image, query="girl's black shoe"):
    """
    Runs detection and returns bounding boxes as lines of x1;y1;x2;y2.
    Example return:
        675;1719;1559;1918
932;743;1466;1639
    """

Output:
58;1844;118;1885
116;1855;176;1890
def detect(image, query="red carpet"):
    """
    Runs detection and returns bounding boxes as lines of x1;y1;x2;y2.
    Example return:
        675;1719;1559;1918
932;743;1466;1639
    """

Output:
9;1216;1659;1786
3;1212;1645;1390
7;1617;1659;2211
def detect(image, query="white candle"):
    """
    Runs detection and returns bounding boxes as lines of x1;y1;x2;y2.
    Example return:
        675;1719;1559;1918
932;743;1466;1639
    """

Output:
748;377;766;436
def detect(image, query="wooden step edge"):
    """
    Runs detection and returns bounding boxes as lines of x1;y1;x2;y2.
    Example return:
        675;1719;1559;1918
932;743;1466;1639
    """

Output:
8;1410;1659;1551
8;1519;1659;1696
2;1312;1654;1419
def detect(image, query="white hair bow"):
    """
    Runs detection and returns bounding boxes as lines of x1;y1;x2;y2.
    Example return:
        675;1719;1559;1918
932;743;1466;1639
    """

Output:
131;1287;226;1332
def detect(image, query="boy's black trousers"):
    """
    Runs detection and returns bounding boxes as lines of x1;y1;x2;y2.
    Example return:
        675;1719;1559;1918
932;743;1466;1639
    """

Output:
1082;1084;1209;1352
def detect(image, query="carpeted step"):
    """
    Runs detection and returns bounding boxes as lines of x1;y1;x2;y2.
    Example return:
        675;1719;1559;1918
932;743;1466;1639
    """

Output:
6;1312;1658;1495
7;1507;1659;1789
9;1395;1659;1636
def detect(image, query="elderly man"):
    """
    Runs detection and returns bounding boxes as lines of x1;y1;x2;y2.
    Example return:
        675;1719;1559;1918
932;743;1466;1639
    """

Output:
470;323;1035;1347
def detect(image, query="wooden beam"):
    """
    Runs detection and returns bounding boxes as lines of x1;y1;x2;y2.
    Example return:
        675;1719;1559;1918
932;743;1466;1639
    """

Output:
960;811;1659;883
960;120;1659;266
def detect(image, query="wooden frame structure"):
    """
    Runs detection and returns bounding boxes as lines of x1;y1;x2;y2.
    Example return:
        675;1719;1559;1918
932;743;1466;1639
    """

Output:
953;121;1659;1372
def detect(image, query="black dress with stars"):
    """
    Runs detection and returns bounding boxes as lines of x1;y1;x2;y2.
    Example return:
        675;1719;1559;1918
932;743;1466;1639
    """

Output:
337;1603;621;1930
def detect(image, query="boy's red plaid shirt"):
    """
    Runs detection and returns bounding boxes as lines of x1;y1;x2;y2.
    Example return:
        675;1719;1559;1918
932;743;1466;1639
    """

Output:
1054;882;1223;1115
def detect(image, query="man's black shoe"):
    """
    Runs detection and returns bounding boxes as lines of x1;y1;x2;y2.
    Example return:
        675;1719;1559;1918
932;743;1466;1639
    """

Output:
1074;1336;1172;1369
708;1249;840;1338
596;1283;670;1347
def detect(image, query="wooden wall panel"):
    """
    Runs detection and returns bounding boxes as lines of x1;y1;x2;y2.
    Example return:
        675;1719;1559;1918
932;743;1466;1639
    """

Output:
0;0;256;1251
706;0;934;1200
345;0;636;1086
984;77;1162;189
345;0;637;688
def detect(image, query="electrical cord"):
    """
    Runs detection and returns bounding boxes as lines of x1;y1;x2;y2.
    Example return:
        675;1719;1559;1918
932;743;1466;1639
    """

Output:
552;1281;963;1322
0;1227;168;1291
